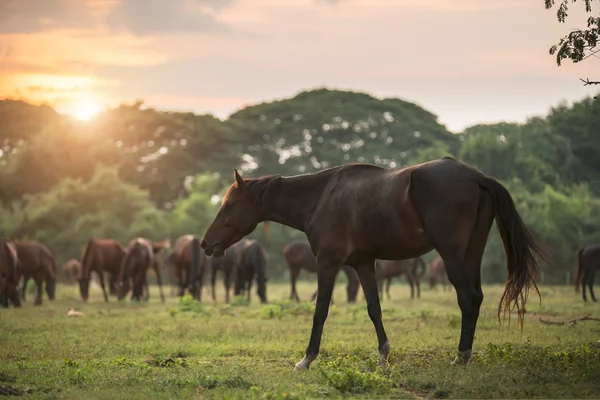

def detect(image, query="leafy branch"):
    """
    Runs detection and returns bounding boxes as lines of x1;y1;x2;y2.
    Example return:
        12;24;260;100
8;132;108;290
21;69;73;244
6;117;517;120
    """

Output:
545;0;599;85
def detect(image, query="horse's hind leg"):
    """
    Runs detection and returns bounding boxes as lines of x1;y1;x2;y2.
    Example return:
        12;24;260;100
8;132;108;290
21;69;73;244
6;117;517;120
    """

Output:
294;257;341;371
581;271;589;302
588;269;597;302
386;278;392;300
33;275;43;306
428;192;493;366
290;266;300;302
356;261;390;367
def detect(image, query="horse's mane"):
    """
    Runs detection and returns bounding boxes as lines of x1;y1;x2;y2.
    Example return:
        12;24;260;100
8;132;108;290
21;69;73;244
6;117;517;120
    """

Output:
247;175;282;209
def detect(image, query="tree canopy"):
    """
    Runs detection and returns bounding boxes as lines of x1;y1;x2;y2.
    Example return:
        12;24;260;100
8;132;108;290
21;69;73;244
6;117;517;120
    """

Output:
1;88;600;283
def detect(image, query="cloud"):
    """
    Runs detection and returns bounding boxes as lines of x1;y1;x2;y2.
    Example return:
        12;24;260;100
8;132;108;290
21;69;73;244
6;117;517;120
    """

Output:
0;0;102;34
105;0;235;36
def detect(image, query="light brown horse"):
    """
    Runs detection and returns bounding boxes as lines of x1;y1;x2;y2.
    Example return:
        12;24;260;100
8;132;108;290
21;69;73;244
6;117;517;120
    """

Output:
13;240;56;305
171;235;209;300
79;238;126;302
575;244;599;302
233;239;269;304
283;240;360;303
0;239;20;308
201;158;544;370
117;238;167;303
429;256;450;291
62;259;81;285
374;257;426;300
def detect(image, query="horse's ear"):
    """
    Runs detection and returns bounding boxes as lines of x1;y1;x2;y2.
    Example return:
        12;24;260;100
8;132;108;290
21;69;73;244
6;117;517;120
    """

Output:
233;169;245;189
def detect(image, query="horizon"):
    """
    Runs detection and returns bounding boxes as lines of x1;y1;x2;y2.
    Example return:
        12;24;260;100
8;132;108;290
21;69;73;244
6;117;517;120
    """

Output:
3;85;598;134
1;0;598;131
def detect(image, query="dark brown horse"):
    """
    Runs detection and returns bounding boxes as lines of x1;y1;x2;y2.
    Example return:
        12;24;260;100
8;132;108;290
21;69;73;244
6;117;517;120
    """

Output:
575;244;599;302
13;240;56;305
0;239;20;308
201;158;544;369
429;256;450;291
375;257;426;300
79;238;126;302
171;235;208;300
283;240;360;303
62;259;81;285
117;238;167;303
210;238;253;303
233;239;269;303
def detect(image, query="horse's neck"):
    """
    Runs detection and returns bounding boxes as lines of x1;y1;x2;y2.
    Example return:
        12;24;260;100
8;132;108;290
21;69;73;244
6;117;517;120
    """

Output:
262;172;333;232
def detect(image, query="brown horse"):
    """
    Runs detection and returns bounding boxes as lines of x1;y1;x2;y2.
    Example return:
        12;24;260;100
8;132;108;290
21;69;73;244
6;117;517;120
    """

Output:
233;239;269;304
171;235;208;300
62;259;81;285
575;244;599;302
375;257;426;300
201;158;544;369
79;238;126;302
0;239;20;308
283;240;360;303
13;240;56;305
117;238;167;303
210;238;253;303
429;256;450;291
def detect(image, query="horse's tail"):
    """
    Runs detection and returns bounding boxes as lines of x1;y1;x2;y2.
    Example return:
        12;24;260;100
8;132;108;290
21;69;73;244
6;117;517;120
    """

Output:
190;235;201;291
480;177;547;330
574;248;584;294
414;257;426;280
80;238;94;279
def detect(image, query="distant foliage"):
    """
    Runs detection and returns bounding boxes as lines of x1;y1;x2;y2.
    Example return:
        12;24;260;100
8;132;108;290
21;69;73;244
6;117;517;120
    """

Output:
1;89;599;283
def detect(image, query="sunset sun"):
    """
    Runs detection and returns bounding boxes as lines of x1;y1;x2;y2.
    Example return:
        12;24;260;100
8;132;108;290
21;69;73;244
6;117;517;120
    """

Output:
69;99;102;122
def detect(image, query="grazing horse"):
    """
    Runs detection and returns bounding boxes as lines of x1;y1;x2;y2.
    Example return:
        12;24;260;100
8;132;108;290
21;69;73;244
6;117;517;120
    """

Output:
233;239;269;304
575;244;600;302
374;257;426;300
62;259;81;285
429;256;450;291
117;238;167;303
13;240;56;305
210;238;253;303
0;239;20;308
201;158;544;370
283;240;360;303
171;235;209;300
79;238;126;302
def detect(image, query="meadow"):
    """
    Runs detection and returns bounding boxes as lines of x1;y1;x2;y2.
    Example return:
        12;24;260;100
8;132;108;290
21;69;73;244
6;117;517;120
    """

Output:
1;281;599;399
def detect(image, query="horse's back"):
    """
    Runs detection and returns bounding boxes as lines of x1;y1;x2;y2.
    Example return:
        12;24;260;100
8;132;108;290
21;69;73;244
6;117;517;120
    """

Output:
581;244;600;267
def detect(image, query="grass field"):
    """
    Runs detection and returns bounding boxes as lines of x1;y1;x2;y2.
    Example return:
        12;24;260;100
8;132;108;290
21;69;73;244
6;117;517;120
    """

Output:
1;281;599;399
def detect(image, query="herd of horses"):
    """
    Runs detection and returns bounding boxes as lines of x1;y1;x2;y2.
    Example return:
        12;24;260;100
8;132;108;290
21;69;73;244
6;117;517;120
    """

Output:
0;234;451;309
1;157;599;369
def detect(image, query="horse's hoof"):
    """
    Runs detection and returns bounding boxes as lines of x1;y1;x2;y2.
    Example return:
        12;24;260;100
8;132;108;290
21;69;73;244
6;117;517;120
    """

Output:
450;349;472;366
293;355;314;371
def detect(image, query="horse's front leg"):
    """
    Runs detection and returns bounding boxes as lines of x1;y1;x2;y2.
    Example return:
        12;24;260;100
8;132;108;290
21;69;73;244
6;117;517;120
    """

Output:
294;257;341;371
355;261;390;367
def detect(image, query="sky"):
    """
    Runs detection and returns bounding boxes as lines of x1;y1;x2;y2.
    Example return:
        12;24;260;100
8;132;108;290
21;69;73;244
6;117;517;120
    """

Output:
0;0;598;132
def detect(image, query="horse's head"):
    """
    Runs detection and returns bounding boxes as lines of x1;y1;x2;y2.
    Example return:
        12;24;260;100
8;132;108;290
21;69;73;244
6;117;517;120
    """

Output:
116;278;130;300
201;170;261;257
78;276;91;302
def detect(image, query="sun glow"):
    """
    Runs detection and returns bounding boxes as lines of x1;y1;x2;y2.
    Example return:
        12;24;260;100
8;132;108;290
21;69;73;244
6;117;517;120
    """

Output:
68;99;103;122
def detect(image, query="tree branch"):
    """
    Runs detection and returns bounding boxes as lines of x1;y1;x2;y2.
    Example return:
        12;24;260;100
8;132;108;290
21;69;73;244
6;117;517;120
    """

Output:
580;78;600;85
539;314;600;326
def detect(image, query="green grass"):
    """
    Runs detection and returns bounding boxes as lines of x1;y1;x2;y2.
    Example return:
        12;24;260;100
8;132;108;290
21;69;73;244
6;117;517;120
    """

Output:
1;282;599;399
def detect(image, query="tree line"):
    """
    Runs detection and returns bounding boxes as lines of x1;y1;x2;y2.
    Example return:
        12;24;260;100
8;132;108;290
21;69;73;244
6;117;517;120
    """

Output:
1;88;599;284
